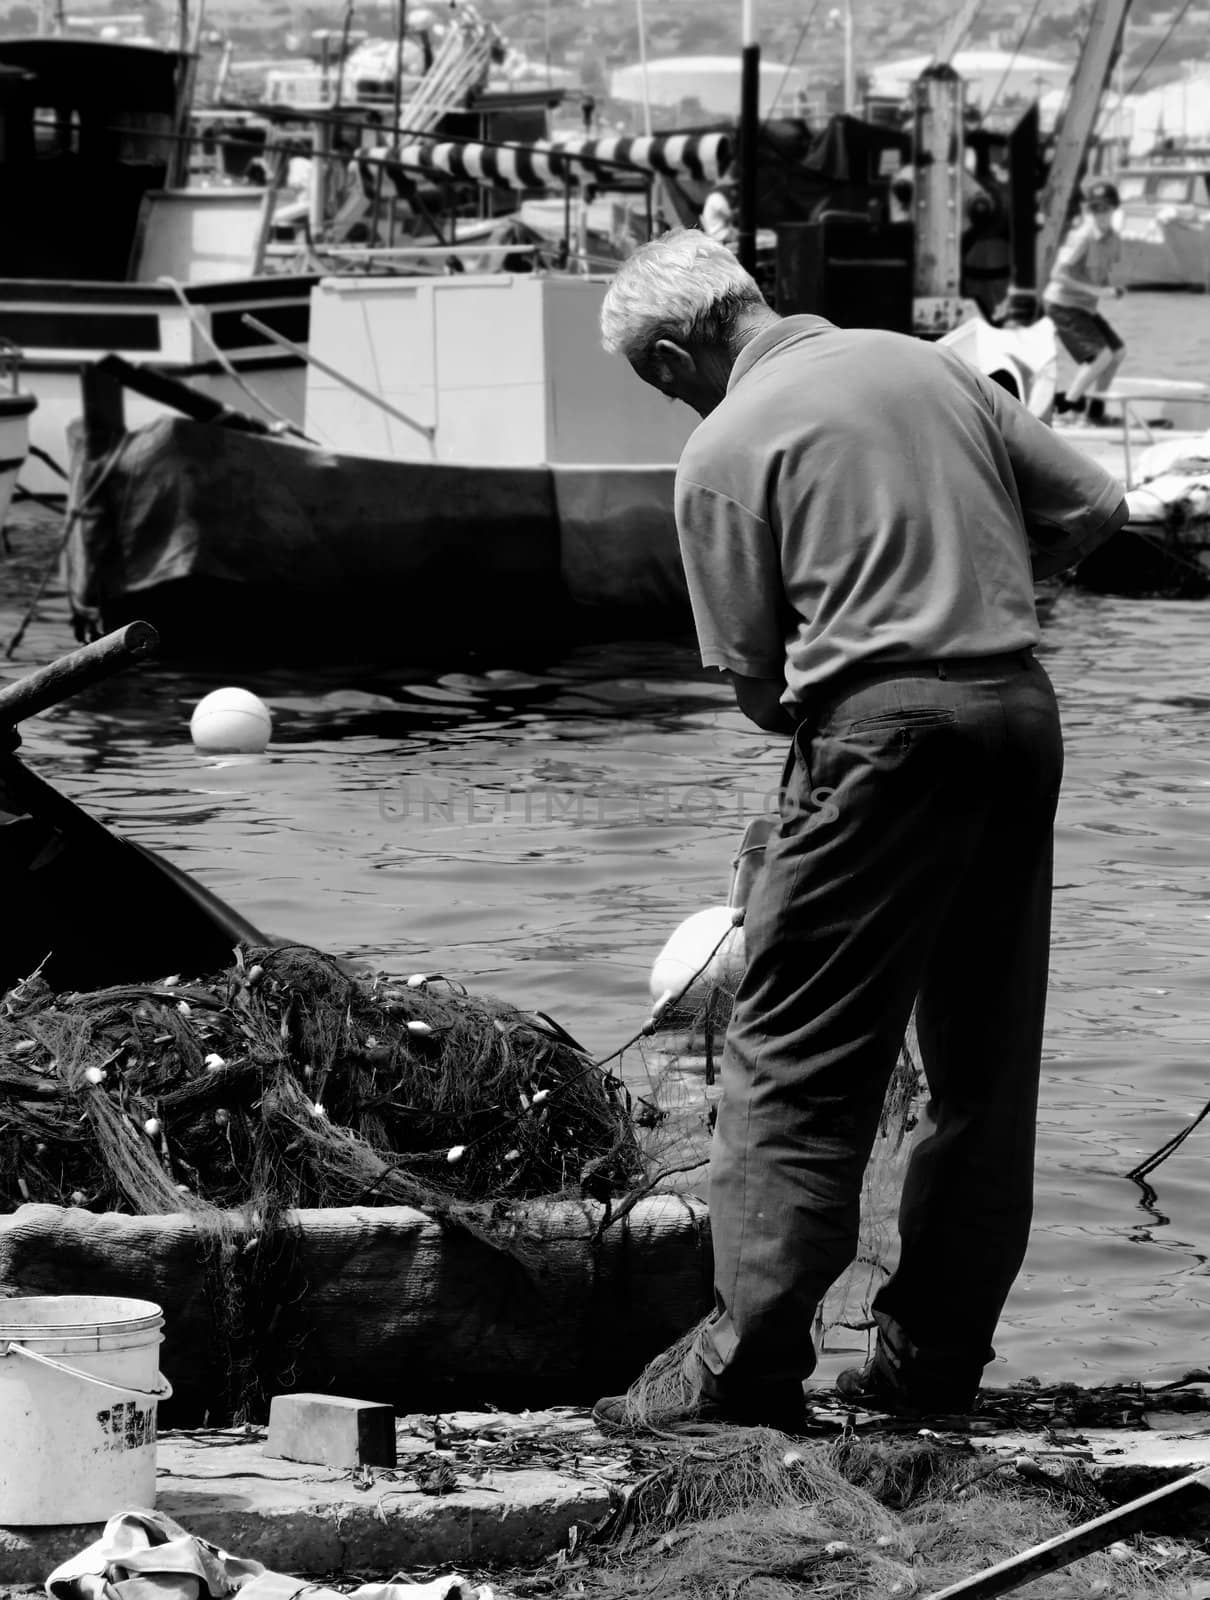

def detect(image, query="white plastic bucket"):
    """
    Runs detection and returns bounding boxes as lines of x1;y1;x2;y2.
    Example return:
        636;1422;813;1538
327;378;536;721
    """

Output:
0;1295;172;1525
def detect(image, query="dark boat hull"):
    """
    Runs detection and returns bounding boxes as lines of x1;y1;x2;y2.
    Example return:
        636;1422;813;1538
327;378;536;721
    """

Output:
0;751;268;995
66;417;689;663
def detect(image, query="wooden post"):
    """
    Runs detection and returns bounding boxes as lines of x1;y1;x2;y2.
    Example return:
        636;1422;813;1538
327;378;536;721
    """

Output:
0;624;160;728
1004;101;1040;321
80;364;127;462
737;0;760;275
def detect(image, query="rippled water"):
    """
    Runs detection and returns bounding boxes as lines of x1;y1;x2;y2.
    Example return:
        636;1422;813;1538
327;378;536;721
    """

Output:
5;292;1210;1389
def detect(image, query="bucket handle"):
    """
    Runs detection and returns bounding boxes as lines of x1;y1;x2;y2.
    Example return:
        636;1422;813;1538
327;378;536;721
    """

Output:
1;1339;174;1402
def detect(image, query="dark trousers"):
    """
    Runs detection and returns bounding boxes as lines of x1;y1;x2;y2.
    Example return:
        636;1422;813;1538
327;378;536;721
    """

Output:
696;652;1064;1402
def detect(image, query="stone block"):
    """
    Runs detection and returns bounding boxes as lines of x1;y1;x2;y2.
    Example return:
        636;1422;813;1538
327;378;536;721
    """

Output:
265;1393;396;1468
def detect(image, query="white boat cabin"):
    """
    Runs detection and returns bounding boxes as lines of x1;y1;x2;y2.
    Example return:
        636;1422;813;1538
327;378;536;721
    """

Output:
304;273;696;467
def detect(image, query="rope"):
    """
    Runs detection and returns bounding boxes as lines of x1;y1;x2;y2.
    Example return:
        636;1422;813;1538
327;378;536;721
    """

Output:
2;440;130;662
1126;1093;1210;1182
761;0;823;132
1125;519;1210;589
156;276;311;441
1094;0;1195;142
982;0;1046;120
28;445;69;482
366;910;750;1183
1120;0;1196;100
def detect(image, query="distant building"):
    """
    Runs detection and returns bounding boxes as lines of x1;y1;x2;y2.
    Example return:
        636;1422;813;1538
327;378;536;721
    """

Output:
608;54;809;121
867;48;1072;111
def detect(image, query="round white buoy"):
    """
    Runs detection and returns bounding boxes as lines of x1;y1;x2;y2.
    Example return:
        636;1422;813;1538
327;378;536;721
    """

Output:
190;687;273;754
649;905;746;1005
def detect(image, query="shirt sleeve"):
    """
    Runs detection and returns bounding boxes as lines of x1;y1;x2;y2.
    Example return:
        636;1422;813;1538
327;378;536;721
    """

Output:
675;474;788;677
982;376;1129;578
1054;225;1090;274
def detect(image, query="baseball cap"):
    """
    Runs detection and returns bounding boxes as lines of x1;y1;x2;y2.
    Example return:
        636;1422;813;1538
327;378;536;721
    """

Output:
1083;179;1120;207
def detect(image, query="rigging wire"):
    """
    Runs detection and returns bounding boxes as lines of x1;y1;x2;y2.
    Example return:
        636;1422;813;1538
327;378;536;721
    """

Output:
1095;0;1197;140
982;0;1047;121
762;0;823;132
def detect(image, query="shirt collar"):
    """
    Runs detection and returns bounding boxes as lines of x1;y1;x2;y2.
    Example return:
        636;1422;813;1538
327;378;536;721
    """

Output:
727;315;835;394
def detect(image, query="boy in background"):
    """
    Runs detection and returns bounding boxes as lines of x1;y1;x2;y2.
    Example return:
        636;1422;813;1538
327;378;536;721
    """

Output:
1044;179;1127;425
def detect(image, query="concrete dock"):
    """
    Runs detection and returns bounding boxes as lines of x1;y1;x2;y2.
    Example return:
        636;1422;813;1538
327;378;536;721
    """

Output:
5;1393;1210;1595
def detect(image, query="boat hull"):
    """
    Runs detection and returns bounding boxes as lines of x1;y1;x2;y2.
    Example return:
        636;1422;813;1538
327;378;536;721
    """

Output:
1160;212;1210;292
66;418;688;661
1118;217;1193;288
0;1197;714;1420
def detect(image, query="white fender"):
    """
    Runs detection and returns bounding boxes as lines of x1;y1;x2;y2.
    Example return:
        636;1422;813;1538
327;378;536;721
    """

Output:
649;905;746;1005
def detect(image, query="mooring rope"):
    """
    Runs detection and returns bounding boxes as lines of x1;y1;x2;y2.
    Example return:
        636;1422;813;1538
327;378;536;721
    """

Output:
2;440;130;661
1126;1095;1210;1184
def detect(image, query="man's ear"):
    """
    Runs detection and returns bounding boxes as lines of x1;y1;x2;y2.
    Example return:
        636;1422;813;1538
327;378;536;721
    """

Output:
652;338;696;385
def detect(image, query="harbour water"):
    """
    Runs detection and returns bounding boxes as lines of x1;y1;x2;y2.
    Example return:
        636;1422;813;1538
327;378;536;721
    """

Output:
4;291;1210;1391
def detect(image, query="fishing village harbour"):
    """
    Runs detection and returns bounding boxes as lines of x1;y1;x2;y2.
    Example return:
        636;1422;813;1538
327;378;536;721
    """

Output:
7;0;1210;1588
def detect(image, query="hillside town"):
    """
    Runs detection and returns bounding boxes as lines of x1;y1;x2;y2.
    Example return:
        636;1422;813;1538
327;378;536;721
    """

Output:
2;0;1210;129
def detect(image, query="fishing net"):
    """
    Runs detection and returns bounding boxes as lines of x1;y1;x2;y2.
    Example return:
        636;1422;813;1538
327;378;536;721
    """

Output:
0;942;645;1420
578;1430;1194;1600
634;985;923;1366
626;815;925;1364
0;943;641;1217
604;1427;900;1547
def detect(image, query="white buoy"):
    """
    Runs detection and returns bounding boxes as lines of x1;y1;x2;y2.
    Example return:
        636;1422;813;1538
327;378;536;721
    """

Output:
190;687;273;754
649;905;746;1005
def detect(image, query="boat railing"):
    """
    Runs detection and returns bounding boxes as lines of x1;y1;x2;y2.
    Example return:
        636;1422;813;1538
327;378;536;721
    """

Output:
1096;378;1210;488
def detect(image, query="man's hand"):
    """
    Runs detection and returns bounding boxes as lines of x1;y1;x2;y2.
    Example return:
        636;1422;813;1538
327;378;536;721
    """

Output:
728;673;797;736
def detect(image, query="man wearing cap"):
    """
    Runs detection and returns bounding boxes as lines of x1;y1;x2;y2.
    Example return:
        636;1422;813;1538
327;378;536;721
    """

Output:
1043;180;1127;426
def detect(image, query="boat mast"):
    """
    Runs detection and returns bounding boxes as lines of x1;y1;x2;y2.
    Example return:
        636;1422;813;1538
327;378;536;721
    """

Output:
737;0;759;272
1034;0;1130;290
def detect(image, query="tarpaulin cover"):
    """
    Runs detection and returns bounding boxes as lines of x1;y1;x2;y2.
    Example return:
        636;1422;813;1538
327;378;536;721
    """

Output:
64;419;684;660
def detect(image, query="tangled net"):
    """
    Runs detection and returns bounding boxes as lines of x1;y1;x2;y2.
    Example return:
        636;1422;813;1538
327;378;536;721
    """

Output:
0;943;642;1218
636;978;922;1361
0;942;649;1421
578;1428;1203;1600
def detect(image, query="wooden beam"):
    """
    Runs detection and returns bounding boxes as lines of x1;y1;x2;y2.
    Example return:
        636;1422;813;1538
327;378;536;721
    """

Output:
927;1465;1210;1600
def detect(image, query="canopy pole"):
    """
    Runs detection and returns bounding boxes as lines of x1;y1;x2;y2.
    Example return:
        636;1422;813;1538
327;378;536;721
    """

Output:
737;0;760;274
635;0;653;136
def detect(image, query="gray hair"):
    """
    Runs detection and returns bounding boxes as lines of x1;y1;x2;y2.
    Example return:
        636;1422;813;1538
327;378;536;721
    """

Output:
599;228;768;366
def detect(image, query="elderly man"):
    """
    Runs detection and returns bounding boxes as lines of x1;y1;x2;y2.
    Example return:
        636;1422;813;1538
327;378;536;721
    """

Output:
595;229;1128;1432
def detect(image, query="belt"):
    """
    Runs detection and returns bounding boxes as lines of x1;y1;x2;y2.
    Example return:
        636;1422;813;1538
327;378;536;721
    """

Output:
793;650;1037;725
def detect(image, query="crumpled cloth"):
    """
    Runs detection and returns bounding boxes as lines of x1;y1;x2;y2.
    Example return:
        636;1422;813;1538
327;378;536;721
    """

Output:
45;1509;493;1600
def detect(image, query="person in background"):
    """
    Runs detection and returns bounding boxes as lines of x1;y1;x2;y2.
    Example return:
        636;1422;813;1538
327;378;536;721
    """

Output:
700;175;739;250
1044;179;1126;426
591;229;1129;1432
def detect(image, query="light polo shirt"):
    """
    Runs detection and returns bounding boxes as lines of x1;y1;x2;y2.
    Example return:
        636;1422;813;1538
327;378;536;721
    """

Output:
1044;219;1123;311
674;316;1128;703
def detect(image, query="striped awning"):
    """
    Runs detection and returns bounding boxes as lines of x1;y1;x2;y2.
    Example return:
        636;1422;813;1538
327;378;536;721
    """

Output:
360;129;731;195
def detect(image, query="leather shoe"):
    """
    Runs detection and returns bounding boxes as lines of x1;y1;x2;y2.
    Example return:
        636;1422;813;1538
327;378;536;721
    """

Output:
834;1354;977;1418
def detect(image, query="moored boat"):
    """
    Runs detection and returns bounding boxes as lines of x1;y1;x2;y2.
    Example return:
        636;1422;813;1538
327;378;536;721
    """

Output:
65;273;692;662
1114;147;1210;290
0;36;316;495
